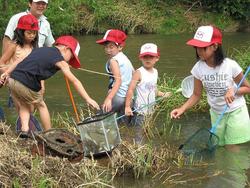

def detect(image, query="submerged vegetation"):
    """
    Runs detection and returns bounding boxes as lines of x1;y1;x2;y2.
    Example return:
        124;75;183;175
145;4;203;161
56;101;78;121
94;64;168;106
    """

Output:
0;0;250;36
0;120;222;187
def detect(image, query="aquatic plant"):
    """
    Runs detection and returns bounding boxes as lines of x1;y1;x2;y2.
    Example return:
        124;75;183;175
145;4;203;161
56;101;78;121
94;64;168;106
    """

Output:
231;46;250;105
158;74;209;112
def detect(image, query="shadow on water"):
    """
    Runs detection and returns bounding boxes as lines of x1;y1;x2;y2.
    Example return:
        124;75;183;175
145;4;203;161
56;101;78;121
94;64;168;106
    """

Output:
0;33;250;187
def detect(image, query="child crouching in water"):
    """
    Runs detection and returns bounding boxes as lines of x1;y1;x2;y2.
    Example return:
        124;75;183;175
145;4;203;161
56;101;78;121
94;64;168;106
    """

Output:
96;29;134;123
0;36;99;138
125;43;171;126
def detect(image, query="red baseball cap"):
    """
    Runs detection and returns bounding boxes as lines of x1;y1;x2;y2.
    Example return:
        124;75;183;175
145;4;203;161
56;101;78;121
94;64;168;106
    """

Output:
186;26;222;47
55;36;81;69
139;43;160;57
17;14;39;31
96;29;127;46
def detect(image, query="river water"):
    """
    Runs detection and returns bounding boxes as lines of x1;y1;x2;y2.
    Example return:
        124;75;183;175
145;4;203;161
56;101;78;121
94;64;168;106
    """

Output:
0;33;250;187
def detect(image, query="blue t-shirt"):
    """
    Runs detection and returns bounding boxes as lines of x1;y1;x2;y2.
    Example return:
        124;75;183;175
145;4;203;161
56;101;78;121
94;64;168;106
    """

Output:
11;47;64;92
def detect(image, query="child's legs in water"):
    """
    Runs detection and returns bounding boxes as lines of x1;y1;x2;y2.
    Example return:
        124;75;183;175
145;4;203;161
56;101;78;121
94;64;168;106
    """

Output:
34;101;51;130
112;95;131;124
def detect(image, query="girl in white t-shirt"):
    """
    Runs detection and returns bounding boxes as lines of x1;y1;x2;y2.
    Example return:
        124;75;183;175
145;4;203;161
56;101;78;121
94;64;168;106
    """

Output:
170;25;250;151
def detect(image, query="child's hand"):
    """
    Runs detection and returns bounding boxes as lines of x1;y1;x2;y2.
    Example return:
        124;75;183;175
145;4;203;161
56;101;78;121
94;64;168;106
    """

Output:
102;98;112;112
0;73;9;87
163;91;172;98
225;87;235;104
170;108;185;119
125;106;133;116
86;98;100;110
0;72;9;80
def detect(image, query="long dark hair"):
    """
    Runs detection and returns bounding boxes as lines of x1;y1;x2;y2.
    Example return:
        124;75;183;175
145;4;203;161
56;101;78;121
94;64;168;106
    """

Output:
13;28;38;48
195;45;225;66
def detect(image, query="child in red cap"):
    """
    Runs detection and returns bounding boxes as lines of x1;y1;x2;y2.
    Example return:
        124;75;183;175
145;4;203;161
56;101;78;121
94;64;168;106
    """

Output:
0;35;100;138
125;43;171;126
171;25;250;151
0;14;40;119
96;29;134;123
0;14;39;74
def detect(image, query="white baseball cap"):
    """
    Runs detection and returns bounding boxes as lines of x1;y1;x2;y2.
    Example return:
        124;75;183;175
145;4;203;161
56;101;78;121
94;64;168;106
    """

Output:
33;0;48;3
139;43;160;57
186;25;222;47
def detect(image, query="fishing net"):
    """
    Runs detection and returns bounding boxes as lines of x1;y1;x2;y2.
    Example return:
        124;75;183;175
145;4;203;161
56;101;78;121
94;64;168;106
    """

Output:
181;75;194;98
77;112;121;156
179;128;219;155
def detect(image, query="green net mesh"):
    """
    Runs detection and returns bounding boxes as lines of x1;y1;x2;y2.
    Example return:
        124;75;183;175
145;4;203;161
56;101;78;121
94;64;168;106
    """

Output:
77;112;121;156
179;128;219;155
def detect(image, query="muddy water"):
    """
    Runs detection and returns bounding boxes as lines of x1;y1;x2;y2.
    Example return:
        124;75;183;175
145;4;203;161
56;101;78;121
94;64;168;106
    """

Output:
1;33;250;187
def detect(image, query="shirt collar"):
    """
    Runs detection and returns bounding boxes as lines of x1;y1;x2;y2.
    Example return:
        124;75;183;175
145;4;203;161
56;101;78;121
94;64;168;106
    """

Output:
25;9;47;21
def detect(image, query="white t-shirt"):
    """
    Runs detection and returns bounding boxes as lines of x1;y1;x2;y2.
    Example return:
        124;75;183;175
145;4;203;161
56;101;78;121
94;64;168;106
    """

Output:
135;67;158;115
191;58;245;113
4;11;55;47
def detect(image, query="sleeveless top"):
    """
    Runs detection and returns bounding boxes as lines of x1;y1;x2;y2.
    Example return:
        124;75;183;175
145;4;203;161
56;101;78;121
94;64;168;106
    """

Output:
9;45;32;65
134;67;158;115
105;52;134;97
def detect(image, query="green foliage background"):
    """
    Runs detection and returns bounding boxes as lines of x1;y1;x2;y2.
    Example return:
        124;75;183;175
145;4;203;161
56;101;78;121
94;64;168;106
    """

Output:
0;0;249;36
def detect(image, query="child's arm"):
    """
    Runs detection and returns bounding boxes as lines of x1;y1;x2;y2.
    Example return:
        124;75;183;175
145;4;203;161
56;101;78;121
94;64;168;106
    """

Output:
156;90;172;98
40;80;45;95
170;78;202;119
0;42;16;73
103;59;121;112
125;70;141;116
56;61;100;110
0;44;20;81
225;71;250;104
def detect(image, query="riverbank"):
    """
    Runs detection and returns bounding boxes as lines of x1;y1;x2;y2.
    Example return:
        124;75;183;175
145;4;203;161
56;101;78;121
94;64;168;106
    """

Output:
1;1;249;36
0;117;223;187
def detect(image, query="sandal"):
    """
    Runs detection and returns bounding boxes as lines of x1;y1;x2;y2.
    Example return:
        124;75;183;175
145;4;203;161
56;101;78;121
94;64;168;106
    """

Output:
19;131;29;139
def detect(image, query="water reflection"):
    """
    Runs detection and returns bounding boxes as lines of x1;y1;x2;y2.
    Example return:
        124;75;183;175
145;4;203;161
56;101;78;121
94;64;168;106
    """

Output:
206;144;250;188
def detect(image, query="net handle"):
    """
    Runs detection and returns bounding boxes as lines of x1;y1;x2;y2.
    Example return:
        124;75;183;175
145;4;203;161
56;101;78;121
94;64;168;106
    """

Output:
210;66;250;133
116;75;193;120
64;76;80;123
